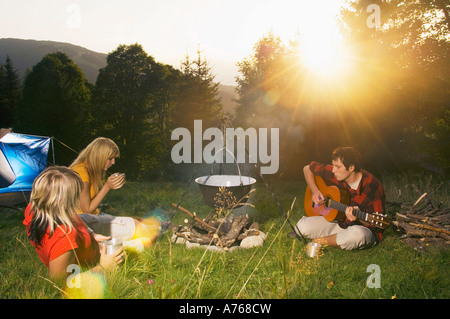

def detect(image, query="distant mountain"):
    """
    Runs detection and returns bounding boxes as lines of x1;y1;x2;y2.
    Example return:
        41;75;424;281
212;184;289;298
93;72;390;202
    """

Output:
0;38;107;83
0;38;237;113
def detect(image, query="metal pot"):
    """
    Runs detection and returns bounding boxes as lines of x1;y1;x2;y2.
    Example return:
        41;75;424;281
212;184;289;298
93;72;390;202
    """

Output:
195;174;256;208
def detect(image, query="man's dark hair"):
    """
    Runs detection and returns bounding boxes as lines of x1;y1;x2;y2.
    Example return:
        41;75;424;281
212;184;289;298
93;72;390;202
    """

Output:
331;147;362;172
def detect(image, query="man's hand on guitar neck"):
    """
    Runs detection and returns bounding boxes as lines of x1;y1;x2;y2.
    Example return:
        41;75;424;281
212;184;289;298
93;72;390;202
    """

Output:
345;206;358;222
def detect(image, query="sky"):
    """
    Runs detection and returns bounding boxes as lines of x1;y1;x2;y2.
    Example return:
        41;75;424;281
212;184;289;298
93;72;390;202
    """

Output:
0;0;346;85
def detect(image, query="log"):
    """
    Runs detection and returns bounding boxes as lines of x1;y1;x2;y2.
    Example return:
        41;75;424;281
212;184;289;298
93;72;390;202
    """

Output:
396;213;443;229
432;208;450;216
409;222;450;236
209;218;233;234
412;193;428;208
430;214;450;225
217;215;250;248
172;203;219;234
178;228;217;245
406;212;431;220
423;206;440;217
173;214;251;248
392;194;449;250
394;221;450;240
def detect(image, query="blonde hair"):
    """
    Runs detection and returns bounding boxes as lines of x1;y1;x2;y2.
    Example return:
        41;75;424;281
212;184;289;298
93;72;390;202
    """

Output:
70;137;120;195
28;166;84;245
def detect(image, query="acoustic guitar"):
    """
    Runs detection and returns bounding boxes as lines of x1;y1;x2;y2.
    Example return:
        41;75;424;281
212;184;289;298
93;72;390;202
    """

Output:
304;175;390;230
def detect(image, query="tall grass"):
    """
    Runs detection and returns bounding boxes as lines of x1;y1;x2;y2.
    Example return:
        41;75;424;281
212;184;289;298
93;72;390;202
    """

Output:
381;171;449;205
0;171;448;299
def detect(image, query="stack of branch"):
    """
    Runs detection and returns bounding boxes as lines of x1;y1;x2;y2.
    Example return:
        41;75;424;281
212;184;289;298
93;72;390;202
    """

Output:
391;193;450;251
170;203;255;249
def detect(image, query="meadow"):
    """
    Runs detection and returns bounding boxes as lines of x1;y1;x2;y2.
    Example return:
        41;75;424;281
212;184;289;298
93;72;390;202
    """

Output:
0;171;448;300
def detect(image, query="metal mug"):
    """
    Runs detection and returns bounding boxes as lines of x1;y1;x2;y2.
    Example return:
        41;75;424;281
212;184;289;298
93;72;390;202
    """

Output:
306;242;322;258
104;238;123;255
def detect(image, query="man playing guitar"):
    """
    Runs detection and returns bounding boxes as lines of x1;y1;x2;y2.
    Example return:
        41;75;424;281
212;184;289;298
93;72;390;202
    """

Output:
293;146;386;250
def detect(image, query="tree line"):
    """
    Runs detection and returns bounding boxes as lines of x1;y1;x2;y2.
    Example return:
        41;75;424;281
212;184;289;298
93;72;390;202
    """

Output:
0;45;222;180
234;0;449;177
1;0;448;181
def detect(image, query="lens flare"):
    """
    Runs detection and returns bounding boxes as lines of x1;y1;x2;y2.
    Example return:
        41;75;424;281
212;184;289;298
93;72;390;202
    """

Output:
133;209;168;247
65;272;106;299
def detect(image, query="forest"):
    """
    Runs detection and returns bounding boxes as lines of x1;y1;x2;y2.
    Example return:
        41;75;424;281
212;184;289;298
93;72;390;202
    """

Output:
0;0;449;181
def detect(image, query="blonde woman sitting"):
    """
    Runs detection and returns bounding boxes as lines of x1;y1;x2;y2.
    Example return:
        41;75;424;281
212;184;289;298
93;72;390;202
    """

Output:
23;166;124;280
70;137;152;250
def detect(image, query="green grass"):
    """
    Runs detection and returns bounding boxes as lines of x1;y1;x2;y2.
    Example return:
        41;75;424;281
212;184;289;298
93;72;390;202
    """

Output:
1;172;449;299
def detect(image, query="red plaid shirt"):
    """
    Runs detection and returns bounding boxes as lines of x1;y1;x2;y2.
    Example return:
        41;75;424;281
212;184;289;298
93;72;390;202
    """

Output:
309;161;386;242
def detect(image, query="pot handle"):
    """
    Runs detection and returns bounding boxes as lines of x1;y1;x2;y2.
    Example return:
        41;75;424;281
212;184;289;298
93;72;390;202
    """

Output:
211;147;243;185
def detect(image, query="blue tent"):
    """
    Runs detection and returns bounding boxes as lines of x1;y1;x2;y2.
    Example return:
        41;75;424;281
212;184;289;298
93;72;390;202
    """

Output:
0;129;50;207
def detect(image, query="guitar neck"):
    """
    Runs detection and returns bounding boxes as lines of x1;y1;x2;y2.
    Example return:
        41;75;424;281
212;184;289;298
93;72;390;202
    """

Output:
328;199;367;221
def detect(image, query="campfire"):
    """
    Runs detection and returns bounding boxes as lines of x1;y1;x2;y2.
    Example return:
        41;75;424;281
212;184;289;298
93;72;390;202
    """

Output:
391;192;450;252
167;117;269;252
170;187;266;252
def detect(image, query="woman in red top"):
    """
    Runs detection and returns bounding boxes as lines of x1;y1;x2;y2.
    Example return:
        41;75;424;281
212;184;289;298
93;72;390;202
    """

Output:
23;166;124;280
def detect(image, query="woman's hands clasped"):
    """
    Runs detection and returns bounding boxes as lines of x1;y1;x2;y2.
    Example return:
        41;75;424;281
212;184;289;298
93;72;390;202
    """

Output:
105;173;125;190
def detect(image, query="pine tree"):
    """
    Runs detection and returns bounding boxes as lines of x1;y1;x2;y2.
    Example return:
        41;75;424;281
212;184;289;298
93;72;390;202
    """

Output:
0;64;7;127
15;52;91;164
174;47;222;130
0;56;21;128
91;44;159;179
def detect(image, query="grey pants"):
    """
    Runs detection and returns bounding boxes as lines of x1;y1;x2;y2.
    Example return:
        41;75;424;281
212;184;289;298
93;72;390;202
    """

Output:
79;213;136;241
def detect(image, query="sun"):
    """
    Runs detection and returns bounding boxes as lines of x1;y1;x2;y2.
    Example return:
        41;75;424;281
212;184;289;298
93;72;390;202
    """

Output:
300;31;351;79
273;0;352;79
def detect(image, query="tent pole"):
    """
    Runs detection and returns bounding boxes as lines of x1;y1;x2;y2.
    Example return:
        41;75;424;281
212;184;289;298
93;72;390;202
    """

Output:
51;137;55;165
